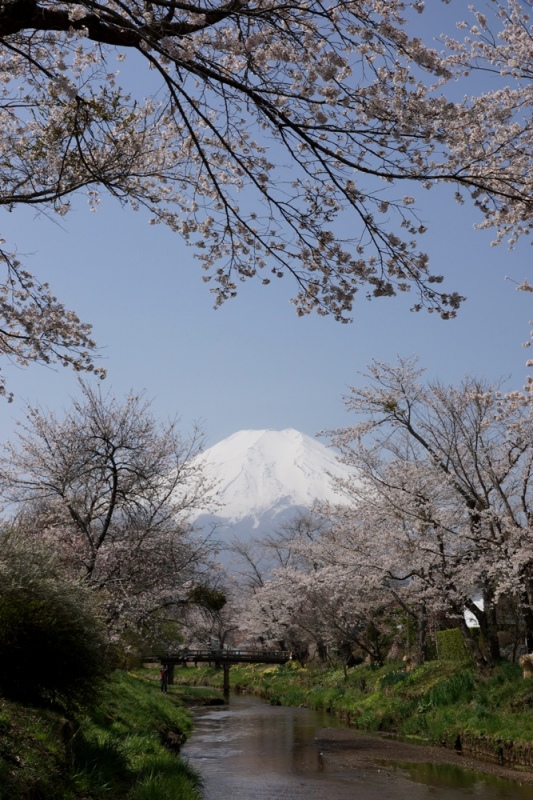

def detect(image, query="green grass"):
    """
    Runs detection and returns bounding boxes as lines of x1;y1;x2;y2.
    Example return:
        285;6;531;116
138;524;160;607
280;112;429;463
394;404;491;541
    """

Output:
0;669;210;799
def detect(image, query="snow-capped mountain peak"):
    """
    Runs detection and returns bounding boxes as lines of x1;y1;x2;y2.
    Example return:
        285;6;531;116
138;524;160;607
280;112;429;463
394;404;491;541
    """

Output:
193;428;356;532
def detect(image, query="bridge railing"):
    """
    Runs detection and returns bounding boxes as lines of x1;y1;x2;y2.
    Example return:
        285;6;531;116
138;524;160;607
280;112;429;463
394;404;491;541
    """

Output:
147;648;291;665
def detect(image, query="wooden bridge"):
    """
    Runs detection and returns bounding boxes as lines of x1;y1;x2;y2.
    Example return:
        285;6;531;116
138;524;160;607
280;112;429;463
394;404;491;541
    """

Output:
161;648;290;667
153;648;291;694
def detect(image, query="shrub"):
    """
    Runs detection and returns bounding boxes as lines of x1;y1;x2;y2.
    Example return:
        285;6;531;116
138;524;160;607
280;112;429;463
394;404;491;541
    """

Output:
0;538;111;709
436;628;471;662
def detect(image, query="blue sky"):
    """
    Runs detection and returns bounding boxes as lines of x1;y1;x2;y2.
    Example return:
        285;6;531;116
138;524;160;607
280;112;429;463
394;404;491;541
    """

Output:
1;6;532;450
2;182;531;451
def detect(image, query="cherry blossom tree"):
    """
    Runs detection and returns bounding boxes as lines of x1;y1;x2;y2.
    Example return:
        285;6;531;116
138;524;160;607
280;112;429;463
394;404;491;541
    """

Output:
237;507;399;665
0;381;217;640
240;570;318;661
241;556;402;666
3;1;533;392
287;505;435;663
328;358;533;666
0;248;105;401
314;470;482;665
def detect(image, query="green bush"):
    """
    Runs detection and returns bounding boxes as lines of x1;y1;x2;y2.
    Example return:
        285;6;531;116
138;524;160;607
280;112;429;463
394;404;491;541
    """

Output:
436;628;471;662
0;539;111;709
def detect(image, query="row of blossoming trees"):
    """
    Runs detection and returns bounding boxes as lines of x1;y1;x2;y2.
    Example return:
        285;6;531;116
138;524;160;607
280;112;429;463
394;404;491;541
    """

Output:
3;360;533;671
239;358;533;669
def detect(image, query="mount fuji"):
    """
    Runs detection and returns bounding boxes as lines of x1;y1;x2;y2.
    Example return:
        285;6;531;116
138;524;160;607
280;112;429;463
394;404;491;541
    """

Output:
191;428;357;547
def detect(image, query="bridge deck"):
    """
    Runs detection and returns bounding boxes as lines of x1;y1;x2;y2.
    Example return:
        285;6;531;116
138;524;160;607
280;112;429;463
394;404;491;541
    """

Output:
159;648;291;666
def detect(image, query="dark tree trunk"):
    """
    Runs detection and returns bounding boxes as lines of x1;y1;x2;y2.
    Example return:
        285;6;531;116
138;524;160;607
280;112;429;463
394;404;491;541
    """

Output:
416;602;428;665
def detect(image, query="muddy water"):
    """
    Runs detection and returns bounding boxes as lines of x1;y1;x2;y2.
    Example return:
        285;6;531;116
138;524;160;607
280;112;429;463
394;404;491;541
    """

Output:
182;694;533;800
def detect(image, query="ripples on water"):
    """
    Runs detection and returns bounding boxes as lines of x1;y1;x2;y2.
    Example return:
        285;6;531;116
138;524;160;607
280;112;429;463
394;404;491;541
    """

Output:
182;695;533;800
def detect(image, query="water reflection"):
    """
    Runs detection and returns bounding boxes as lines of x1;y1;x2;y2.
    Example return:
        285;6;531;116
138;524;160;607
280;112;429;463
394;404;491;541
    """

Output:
182;694;533;800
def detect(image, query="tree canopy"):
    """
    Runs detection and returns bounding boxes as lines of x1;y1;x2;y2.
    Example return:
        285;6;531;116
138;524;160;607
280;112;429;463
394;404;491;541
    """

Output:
0;382;217;638
1;1;533;390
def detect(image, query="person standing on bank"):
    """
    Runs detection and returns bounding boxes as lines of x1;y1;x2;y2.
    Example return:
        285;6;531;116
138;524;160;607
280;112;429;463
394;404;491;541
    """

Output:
160;666;169;693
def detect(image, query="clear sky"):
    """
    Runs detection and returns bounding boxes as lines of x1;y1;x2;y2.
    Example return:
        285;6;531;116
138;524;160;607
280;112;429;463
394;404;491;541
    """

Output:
1;9;532;450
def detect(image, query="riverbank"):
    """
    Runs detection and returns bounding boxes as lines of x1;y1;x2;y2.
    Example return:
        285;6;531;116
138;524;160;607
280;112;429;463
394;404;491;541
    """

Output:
315;727;533;789
0;670;219;799
172;658;533;783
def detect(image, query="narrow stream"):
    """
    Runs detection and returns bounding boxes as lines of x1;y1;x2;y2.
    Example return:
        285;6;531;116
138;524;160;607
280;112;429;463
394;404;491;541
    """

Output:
181;694;533;800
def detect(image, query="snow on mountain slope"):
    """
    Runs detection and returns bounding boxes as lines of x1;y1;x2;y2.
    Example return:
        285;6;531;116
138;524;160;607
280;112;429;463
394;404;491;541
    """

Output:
192;428;357;532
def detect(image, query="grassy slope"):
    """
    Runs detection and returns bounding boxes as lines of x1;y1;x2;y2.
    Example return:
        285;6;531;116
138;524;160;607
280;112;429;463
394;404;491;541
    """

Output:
174;659;533;769
0;670;217;799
